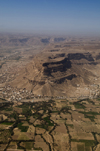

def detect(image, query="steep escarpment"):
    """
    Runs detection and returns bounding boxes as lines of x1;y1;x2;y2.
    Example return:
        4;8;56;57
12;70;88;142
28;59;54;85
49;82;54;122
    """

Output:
43;57;71;76
10;51;97;97
68;52;94;61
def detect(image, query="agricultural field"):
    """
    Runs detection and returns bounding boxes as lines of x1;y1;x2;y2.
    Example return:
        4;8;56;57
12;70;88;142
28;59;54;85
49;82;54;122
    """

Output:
0;98;100;151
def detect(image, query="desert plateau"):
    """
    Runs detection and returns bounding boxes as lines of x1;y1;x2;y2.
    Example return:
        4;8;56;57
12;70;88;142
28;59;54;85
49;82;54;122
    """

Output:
0;34;100;151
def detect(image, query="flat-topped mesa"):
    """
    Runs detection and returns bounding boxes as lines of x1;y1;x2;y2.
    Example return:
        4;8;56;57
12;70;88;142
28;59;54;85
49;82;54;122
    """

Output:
42;57;71;76
9;50;98;97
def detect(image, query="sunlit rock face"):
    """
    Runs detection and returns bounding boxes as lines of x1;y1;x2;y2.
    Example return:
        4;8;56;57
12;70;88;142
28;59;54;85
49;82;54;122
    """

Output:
10;51;97;97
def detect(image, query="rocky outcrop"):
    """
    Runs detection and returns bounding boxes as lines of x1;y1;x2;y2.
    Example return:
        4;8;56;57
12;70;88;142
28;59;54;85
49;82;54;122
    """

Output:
11;51;97;97
41;38;50;44
68;52;94;61
54;74;77;84
54;38;66;42
43;57;71;76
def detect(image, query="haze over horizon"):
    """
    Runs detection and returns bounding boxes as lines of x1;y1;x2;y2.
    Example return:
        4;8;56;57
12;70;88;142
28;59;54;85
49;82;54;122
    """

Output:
0;0;100;36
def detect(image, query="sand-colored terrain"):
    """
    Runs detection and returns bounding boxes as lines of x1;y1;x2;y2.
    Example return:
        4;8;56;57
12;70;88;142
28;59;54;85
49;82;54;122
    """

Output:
0;34;100;150
0;34;100;99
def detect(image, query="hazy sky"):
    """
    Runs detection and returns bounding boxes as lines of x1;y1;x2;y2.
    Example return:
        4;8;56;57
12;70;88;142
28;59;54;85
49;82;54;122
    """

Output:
0;0;100;36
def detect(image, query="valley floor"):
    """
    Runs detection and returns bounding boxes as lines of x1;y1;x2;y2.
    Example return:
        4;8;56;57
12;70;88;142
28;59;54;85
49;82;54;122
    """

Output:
0;98;100;151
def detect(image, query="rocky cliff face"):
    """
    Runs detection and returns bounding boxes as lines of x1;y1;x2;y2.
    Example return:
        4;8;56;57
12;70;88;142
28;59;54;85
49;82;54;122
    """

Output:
10;51;97;97
43;57;71;76
68;52;94;61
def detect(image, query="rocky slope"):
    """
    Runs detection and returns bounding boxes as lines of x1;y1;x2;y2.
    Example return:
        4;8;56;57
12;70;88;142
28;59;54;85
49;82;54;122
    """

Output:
10;50;98;97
